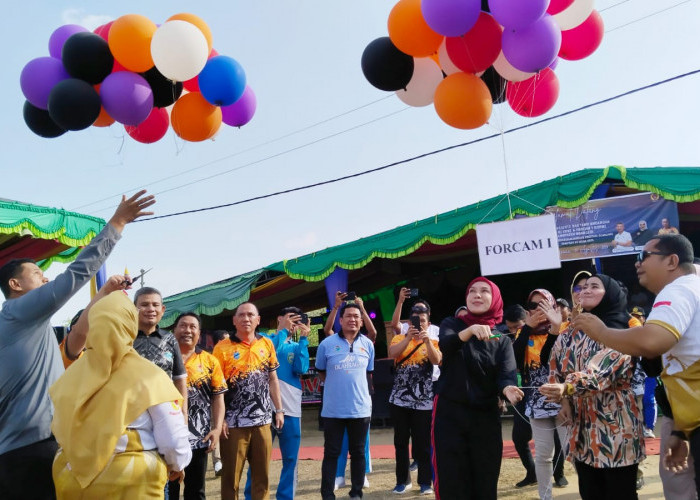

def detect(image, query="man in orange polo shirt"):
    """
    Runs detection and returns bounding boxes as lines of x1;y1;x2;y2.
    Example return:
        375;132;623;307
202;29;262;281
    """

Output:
213;302;284;500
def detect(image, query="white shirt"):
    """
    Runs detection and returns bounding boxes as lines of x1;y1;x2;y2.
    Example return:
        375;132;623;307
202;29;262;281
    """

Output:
646;273;700;433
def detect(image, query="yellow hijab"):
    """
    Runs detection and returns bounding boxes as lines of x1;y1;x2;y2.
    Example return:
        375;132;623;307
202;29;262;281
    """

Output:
49;291;183;488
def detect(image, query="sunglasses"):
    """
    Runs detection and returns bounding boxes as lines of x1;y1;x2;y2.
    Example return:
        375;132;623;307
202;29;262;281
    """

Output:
572;285;583;294
637;250;671;263
525;301;541;311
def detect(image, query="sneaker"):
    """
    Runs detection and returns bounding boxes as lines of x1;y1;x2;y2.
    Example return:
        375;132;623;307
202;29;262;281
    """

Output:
214;460;223;477
420;484;434;495
636;476;645;490
409;461;418;472
515;476;537;488
554;476;569;488
643;428;655;438
392;483;412;494
334;476;346;491
364;476;370;488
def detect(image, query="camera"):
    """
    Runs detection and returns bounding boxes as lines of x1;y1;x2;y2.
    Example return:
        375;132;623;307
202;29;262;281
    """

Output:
298;313;309;324
409;288;419;297
345;291;356;301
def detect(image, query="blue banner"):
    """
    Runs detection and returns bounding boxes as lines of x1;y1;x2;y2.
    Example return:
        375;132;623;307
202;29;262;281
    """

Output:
549;192;679;261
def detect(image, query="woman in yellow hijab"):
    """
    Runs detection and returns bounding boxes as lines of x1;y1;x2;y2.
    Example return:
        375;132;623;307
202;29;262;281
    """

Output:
50;291;191;499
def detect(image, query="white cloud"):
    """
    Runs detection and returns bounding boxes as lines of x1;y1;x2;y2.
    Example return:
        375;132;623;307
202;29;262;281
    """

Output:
61;8;113;30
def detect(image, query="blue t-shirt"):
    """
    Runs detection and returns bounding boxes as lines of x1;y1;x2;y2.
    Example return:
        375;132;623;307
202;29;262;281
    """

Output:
315;332;374;418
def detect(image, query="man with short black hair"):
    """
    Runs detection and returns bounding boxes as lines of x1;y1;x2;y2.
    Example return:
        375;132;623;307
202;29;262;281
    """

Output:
316;303;375;500
503;304;527;338
0;191;155;500
574;234;700;496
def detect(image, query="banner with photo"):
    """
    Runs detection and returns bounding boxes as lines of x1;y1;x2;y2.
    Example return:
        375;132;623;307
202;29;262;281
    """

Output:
550;192;679;261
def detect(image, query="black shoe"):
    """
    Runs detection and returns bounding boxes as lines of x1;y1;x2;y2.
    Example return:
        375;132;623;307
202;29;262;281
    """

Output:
636;476;644;490
515;476;537;488
554;476;569;488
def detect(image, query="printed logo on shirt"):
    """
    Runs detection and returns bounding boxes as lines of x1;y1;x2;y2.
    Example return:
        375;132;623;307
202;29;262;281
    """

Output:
653;301;672;308
287;352;294;364
233;351;240;360
334;345;341;351
164;351;173;360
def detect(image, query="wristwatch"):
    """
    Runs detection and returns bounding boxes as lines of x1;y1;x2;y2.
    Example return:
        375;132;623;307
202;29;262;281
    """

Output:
275;409;286;414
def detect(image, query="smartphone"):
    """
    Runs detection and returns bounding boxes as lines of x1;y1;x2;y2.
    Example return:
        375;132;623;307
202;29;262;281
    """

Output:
410;288;419;297
345;291;356;301
410;315;421;331
299;313;309;324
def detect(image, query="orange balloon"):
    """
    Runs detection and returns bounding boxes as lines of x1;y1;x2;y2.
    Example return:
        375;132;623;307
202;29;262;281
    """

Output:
434;72;492;129
93;107;115;127
171;92;222;142
167;13;213;54
388;0;443;57
108;14;157;72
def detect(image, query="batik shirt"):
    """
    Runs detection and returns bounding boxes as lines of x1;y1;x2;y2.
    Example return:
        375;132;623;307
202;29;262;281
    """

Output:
213;334;279;428
388;335;440;411
184;349;227;449
550;327;645;467
133;328;186;381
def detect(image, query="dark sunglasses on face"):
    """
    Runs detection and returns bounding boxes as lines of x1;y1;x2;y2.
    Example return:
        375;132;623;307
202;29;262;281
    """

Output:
637;250;671;263
572;285;583;294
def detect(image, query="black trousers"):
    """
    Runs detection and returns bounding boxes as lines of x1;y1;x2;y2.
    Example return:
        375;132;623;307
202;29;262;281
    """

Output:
168;447;208;500
321;417;370;500
511;398;536;479
690;427;700;497
432;396;502;500
391;403;432;487
574;461;639;500
0;436;58;500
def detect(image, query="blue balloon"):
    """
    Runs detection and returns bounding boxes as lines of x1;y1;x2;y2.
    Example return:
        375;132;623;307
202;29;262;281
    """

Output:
198;56;246;107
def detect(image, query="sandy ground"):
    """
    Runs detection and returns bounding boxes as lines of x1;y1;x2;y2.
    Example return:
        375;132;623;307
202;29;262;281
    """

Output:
197;455;663;499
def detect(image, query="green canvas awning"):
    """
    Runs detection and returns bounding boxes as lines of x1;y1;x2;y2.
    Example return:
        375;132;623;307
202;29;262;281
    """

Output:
0;199;106;270
163;165;700;322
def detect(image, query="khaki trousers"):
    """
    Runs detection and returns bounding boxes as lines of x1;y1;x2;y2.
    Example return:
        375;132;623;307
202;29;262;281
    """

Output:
220;425;272;500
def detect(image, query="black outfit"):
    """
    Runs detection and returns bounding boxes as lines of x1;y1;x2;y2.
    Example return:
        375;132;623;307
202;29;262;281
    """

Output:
575;461;639;500
432;316;518;499
321;417;371;500
0;436;58;500
632;228;654;246
168;447;208;500
391;404;432;487
133;327;187;380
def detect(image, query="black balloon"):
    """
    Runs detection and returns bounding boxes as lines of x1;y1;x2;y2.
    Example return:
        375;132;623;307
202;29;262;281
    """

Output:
482;0;491;12
62;32;114;84
47;79;101;131
142;67;183;108
23;101;65;138
361;37;414;92
481;66;507;104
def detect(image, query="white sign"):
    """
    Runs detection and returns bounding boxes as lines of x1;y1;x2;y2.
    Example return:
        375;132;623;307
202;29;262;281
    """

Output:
476;214;561;276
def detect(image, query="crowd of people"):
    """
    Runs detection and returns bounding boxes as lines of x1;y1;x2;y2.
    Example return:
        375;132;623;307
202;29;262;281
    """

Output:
0;190;698;500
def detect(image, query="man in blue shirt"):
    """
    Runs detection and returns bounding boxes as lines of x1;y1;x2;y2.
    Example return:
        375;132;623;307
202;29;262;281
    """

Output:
245;306;310;500
316;303;375;500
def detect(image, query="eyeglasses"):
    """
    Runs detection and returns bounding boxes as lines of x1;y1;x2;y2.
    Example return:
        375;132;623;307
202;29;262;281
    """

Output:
637;250;671;263
411;306;429;313
572;285;583;294
525;301;541;311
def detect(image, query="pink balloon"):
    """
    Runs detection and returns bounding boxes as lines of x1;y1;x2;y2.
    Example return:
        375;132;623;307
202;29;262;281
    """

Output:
559;10;604;61
506;68;559;117
547;0;575;15
221;86;256;127
125;107;169;143
445;13;502;73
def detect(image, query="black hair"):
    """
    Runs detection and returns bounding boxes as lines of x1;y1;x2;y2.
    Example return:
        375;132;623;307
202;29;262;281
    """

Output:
503;304;526;322
649;234;695;273
556;298;571;309
411;298;431;314
174;312;201;329
212;330;229;343
278;306;303;317
0;258;36;298
339;303;362;317
133;286;162;305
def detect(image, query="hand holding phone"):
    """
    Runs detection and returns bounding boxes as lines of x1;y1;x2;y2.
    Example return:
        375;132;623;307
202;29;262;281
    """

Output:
345;291;356;301
410;288;420;298
410;315;421;332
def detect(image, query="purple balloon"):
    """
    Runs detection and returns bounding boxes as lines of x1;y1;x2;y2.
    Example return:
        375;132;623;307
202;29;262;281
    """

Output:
421;0;481;37
489;0;549;29
20;57;71;110
48;24;88;59
549;57;559;70
502;14;562;73
100;72;153;126
221;86;256;127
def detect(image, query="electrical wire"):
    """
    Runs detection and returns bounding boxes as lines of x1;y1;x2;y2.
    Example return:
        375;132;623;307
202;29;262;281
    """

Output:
133;68;700;222
606;0;694;32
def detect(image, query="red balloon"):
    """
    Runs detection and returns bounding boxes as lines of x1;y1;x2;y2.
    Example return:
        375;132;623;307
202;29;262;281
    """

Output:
183;48;219;93
94;22;127;73
547;0;575;15
559;10;604;61
506;68;559;117
445;13;501;74
125;107;169;143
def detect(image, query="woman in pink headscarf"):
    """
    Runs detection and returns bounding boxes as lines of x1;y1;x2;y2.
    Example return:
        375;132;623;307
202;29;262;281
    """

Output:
432;278;524;500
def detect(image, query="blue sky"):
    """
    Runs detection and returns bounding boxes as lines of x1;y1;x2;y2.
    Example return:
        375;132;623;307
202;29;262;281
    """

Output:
2;1;699;324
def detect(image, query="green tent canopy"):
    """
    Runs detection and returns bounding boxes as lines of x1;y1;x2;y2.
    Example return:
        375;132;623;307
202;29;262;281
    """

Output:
0;199;105;270
162;165;700;325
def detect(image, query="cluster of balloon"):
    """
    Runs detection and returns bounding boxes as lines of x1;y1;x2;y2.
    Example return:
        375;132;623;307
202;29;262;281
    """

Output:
361;0;604;129
21;13;257;143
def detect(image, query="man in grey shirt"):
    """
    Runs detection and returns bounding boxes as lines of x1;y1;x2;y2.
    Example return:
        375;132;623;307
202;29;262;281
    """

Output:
0;191;155;500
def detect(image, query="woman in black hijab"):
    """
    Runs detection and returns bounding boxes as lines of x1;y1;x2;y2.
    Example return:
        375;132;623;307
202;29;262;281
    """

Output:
541;274;645;500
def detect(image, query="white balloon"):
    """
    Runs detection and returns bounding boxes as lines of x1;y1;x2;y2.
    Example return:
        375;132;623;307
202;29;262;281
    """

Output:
493;50;534;82
396;57;444;107
151;20;209;82
553;0;595;30
437;40;461;75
